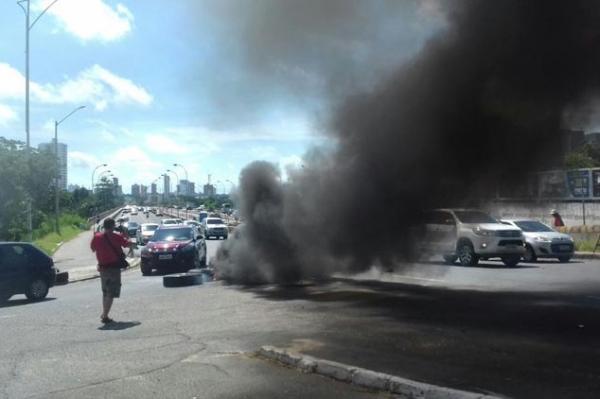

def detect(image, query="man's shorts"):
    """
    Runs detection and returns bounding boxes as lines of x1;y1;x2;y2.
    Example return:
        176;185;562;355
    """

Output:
100;267;121;298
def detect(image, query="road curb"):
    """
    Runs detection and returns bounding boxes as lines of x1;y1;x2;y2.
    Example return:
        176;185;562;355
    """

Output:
573;252;600;260
67;258;141;284
257;346;501;399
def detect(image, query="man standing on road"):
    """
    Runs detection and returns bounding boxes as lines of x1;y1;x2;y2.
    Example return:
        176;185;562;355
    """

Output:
90;218;129;324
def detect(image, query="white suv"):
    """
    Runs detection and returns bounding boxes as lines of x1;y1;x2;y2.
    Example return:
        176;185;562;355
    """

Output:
419;209;525;267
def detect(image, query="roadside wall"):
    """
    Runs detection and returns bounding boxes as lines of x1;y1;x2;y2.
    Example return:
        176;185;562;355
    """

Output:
488;201;600;227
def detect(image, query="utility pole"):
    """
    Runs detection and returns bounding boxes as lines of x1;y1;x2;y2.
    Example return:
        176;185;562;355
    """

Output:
17;0;62;240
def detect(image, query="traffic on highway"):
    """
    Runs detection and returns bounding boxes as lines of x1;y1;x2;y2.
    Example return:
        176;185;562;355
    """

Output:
3;1;600;398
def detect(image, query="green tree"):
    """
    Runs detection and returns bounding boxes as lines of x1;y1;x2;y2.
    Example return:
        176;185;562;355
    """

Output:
0;137;56;240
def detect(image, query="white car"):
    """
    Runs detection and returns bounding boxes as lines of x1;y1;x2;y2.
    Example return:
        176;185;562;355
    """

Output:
202;217;228;239
500;219;574;263
137;223;159;245
161;218;182;226
418;209;525;267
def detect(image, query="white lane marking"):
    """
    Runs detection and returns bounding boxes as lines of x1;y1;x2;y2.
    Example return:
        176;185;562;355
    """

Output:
0;315;17;319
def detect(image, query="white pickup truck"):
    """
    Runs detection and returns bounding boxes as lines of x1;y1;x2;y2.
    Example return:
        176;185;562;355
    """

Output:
418;209;525;267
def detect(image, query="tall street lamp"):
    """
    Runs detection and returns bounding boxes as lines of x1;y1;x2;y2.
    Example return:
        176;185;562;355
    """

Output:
166;169;179;197
91;163;108;192
17;0;62;240
53;105;85;233
173;163;188;193
225;179;235;193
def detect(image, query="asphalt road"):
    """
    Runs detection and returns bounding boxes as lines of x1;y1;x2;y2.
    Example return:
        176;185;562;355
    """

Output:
5;213;600;398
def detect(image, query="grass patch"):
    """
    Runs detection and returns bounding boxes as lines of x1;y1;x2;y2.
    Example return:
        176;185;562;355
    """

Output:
575;239;598;252
33;214;88;255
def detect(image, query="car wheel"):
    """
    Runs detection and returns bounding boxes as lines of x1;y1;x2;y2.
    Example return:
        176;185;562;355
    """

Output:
25;279;49;301
502;255;520;267
443;255;457;265
199;255;207;268
458;242;479;266
558;256;572;263
141;265;152;276
523;245;537;262
224;234;228;240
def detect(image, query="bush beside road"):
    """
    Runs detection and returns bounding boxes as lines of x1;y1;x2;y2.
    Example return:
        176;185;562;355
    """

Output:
33;214;88;255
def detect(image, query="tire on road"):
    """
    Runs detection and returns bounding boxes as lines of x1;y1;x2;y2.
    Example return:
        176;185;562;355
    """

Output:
557;255;572;263
457;241;479;266
163;273;202;288
502;255;521;267
523;245;537;262
443;255;457;265
141;264;152;276
25;279;49;301
55;271;69;285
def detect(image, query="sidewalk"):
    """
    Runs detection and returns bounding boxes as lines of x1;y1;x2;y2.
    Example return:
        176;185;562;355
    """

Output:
52;227;140;282
52;208;139;282
52;227;97;273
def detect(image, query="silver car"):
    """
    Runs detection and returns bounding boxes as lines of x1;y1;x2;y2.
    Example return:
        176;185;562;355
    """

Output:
500;219;574;263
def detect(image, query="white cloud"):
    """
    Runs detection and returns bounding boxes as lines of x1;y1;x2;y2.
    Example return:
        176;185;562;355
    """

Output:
70;151;100;169
0;63;153;111
99;130;117;143
36;0;134;42
145;134;191;155
0;64;25;99
0;104;17;126
109;146;162;183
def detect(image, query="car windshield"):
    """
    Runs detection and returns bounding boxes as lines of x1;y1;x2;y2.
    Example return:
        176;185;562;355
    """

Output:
207;218;223;225
163;220;178;225
128;222;139;228
153;228;193;241
142;225;159;231
453;211;497;224
514;220;554;232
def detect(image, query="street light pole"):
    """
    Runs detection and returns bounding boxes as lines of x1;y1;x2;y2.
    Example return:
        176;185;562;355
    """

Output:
17;0;62;240
166;169;180;197
91;164;108;192
53;105;85;233
173;163;188;193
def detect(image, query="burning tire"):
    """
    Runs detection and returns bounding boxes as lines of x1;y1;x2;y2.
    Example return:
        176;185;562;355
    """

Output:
163;273;202;288
55;271;69;285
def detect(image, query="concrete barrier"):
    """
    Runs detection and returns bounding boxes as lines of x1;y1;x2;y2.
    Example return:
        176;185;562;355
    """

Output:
257;346;501;398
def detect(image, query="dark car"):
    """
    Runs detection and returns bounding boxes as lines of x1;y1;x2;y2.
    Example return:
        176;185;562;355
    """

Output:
140;226;207;276
127;221;140;237
0;242;56;302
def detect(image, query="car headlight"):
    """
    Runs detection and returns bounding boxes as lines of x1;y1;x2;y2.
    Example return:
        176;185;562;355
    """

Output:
534;236;552;242
473;227;495;237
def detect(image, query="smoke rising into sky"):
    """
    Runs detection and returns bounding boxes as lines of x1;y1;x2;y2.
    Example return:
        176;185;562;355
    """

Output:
213;0;600;284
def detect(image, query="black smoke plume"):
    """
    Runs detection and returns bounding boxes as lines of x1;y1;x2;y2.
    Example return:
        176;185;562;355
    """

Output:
215;0;600;284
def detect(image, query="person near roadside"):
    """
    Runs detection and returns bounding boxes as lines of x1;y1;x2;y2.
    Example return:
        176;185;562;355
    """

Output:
90;217;129;324
116;220;135;258
551;209;565;228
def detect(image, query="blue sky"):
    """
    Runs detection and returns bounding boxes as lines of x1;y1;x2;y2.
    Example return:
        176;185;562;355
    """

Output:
0;0;441;194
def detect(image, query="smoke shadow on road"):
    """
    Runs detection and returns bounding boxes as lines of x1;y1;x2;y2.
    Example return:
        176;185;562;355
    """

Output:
243;280;600;398
98;321;142;331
